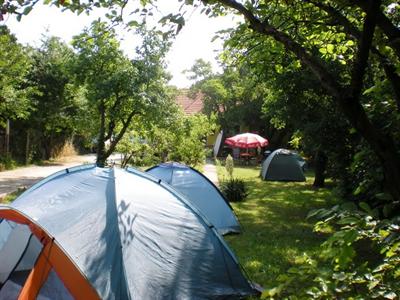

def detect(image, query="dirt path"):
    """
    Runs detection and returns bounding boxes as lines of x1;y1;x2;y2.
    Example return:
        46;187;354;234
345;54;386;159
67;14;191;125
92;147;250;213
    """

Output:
0;154;121;199
203;159;219;186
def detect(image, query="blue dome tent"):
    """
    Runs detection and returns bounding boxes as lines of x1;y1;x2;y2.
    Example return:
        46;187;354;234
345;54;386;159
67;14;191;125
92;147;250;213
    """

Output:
261;149;306;182
146;162;241;235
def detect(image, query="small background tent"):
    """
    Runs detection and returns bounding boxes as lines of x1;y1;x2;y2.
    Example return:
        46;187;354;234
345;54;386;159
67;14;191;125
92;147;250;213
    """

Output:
261;149;306;181
0;165;256;299
146;162;240;235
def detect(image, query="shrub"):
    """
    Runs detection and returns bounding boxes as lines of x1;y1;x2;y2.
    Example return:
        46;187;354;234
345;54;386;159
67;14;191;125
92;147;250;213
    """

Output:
205;147;213;158
215;158;221;168
225;154;234;178
0;155;17;171
262;203;400;299
52;140;77;158
220;178;248;202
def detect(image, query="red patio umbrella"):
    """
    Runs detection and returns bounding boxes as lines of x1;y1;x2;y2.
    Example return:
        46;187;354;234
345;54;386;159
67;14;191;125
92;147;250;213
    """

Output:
225;133;269;149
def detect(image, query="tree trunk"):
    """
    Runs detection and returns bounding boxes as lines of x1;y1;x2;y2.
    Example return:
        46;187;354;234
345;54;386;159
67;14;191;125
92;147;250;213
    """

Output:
373;140;400;202
382;63;400;111
102;110;139;164
313;149;327;188
340;96;400;201
25;129;30;164
5;119;10;155
96;136;107;167
121;153;134;168
42;137;51;160
96;101;107;167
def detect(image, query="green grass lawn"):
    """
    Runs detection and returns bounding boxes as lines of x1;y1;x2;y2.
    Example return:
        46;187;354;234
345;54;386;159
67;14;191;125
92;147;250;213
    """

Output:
217;165;339;290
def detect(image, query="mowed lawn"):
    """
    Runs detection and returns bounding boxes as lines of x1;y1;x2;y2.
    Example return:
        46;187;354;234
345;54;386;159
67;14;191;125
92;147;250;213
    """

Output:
217;165;339;289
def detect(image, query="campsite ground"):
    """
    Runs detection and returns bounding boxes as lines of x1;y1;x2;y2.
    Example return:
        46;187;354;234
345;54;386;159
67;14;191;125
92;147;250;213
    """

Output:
216;164;339;291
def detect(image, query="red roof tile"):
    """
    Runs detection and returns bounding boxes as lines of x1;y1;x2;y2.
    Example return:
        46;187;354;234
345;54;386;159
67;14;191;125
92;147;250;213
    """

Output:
175;90;204;115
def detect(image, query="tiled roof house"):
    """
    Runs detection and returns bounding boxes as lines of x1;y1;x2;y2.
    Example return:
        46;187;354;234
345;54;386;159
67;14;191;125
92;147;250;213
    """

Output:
175;89;204;115
175;89;220;147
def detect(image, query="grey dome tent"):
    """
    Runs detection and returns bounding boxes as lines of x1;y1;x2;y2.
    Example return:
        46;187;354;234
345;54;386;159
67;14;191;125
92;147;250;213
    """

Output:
261;149;306;181
146;162;240;235
0;165;257;299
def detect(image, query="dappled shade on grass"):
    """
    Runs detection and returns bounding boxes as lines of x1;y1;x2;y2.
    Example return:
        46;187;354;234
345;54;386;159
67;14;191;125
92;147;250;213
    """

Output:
217;166;338;288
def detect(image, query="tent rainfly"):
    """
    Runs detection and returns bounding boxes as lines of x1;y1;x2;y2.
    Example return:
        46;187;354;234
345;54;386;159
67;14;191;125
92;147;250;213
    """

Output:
146;162;240;235
0;165;257;299
261;149;306;182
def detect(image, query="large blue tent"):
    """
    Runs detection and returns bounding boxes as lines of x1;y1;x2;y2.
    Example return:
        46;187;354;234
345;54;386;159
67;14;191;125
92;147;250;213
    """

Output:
0;165;256;299
146;162;241;235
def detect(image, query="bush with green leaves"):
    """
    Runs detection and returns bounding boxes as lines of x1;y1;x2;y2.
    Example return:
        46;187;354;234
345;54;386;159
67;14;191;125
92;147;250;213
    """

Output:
220;178;248;202
262;202;400;299
116;113;217;168
215;158;221;168
0;155;17;171
225;154;234;178
168;114;217;166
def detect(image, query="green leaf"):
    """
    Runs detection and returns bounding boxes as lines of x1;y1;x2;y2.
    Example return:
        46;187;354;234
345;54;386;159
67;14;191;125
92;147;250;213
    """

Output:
127;20;139;27
368;280;380;290
23;6;33;15
319;47;327;54
275;64;283;74
378;229;390;238
394;268;400;278
332;272;346;281
261;285;284;298
375;193;392;201
307;208;325;219
359;202;372;214
293;60;301;68
337;244;355;268
320;281;328;293
349;127;357;134
363;85;376;95
327;44;334;54
353;185;363;195
343;229;359;244
386;242;400;258
383;204;394;217
383;292;397;299
306;286;321;297
337;216;359;225
341;202;358;211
